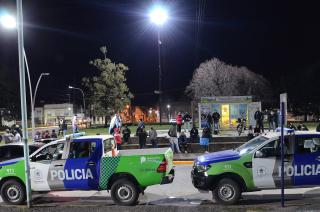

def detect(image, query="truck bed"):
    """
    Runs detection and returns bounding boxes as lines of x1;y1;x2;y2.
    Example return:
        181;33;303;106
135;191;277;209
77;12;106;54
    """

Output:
118;148;170;156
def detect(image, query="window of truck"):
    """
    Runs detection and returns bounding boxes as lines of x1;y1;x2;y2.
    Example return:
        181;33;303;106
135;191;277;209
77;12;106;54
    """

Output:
33;143;65;161
103;138;116;156
296;137;320;154
236;136;268;155
69;141;97;158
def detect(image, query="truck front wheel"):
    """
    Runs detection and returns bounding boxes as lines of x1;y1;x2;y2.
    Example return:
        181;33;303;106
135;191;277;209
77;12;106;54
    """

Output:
110;179;139;206
213;178;241;205
0;179;26;205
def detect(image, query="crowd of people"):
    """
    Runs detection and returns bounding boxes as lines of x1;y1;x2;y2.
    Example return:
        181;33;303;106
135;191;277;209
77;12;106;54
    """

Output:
1;126;22;144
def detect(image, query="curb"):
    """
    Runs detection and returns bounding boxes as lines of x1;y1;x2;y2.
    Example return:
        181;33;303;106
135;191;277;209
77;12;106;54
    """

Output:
173;161;194;165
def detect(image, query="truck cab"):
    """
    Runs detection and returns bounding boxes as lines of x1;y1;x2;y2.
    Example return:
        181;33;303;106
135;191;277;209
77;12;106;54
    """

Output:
191;131;320;205
0;135;174;206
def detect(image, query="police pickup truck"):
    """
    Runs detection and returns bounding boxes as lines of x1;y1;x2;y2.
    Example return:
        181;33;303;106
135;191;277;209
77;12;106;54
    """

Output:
0;135;174;206
192;130;320;205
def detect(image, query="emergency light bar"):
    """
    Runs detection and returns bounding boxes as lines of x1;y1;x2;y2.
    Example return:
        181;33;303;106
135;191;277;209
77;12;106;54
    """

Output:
275;127;294;134
65;132;86;140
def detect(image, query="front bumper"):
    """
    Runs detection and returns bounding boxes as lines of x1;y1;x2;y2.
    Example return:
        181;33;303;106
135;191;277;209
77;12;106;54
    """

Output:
191;167;214;191
161;169;175;184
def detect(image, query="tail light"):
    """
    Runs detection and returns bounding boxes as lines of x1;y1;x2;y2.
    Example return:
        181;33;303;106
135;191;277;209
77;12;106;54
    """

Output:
157;158;167;173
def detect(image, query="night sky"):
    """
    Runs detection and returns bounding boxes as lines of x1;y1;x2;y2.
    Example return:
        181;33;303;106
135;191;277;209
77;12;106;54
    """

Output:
1;0;320;108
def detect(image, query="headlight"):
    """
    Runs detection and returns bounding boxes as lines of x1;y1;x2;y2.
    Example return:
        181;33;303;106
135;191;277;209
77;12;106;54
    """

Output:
196;164;211;172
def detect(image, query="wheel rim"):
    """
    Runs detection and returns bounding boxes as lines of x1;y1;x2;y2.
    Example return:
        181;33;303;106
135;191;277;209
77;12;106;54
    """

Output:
218;184;235;201
117;185;133;202
6;185;21;202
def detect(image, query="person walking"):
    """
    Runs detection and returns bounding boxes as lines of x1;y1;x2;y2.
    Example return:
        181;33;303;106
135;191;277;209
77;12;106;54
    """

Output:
178;131;188;153
176;112;183;134
114;128;122;150
207;113;213;131
3;129;14;144
182;112;192;132
148;127;158;148
58;119;64;136
137;127;147;149
122;125;131;144
168;124;181;153
72;115;78;134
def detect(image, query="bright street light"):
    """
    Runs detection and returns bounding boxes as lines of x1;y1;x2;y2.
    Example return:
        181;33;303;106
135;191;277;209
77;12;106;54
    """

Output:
149;6;168;26
167;104;170;109
0;14;16;29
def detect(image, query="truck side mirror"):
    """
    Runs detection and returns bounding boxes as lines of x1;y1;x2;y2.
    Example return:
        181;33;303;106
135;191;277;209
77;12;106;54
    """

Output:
255;150;264;158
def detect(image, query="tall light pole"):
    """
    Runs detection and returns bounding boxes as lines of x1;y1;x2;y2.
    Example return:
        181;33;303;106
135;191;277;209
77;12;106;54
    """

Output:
167;104;171;121
30;73;50;141
1;2;32;207
68;86;85;116
149;6;168;125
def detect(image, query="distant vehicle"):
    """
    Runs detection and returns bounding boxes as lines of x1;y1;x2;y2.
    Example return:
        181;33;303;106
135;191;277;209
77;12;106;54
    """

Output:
0;143;43;162
192;131;320;205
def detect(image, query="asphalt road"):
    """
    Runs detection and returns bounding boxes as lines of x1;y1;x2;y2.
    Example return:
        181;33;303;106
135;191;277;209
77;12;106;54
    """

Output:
2;164;320;211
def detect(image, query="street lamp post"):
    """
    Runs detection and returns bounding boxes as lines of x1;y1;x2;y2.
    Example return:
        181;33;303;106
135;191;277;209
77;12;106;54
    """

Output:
149;6;168;125
29;72;50;141
7;0;32;207
68;86;86;116
167;104;171;121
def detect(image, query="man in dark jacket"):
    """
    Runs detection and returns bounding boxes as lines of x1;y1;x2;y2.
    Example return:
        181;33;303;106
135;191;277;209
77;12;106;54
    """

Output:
122;125;131;144
182;112;192;132
137;126;147;149
212;111;220;134
190;125;199;143
254;109;264;133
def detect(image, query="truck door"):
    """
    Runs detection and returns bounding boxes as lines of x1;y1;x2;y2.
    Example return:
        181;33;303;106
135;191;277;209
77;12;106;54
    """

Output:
294;135;320;186
30;142;66;191
64;139;102;190
252;136;294;188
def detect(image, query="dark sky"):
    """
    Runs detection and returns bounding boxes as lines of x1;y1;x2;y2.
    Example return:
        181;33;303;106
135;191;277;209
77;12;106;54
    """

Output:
1;0;320;107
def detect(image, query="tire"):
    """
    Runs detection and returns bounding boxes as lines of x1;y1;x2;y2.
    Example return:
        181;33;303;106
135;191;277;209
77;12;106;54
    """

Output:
110;179;139;206
213;178;241;205
0;179;26;205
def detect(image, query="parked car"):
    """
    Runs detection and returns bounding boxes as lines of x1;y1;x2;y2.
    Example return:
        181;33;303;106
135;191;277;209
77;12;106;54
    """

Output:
192;130;320;205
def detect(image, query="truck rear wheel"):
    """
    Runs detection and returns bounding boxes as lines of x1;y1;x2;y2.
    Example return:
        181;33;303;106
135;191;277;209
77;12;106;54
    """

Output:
1;179;26;205
213;178;241;205
110;179;139;206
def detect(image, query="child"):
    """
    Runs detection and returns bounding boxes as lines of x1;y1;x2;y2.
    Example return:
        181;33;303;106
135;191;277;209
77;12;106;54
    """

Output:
114;128;122;150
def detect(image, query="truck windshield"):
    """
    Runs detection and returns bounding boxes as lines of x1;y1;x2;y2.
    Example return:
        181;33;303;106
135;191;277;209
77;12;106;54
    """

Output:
236;136;268;155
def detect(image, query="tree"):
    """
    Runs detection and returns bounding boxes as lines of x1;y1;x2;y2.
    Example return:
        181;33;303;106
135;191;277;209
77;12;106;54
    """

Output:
82;46;133;123
185;58;272;101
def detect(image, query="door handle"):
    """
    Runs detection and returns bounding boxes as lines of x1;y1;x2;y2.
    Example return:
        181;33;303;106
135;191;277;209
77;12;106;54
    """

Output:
316;156;320;162
54;164;63;167
87;162;95;166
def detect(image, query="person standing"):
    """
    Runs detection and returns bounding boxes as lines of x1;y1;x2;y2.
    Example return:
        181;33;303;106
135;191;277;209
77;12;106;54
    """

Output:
148;127;158;148
212;111;221;134
137;119;145;130
137;126;147;149
13;130;22;142
72;115;78;134
176;112;183;134
168;124;181;153
182;112;192;132
122;125;131;144
190;125;199;143
316;122;320;132
254;108;264;133
207;113;213;131
114;128;122;150
268;110;275;131
62;120;68;137
51;129;58;138
58;119;64;136
178;131;188;153
200;127;211;153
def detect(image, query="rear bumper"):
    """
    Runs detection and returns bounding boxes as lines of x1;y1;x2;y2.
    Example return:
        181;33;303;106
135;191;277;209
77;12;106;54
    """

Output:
161;169;175;184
